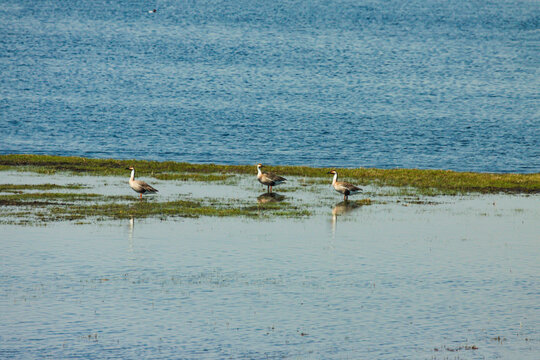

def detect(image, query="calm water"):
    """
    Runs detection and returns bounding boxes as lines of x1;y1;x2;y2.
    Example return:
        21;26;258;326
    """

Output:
0;0;538;172
1;172;540;358
1;198;539;359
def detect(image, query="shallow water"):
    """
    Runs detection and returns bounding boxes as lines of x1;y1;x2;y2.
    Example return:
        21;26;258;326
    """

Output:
1;188;539;358
1;0;539;172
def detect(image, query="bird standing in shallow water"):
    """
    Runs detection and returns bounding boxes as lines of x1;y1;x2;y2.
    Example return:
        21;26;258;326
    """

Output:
256;164;286;193
126;166;158;199
328;170;362;201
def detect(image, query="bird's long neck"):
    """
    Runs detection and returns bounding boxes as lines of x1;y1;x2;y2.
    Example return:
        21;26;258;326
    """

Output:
257;167;262;176
332;173;338;185
130;169;135;181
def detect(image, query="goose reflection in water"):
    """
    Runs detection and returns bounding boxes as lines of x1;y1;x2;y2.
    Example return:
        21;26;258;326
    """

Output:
332;201;361;216
257;192;285;204
331;201;361;237
128;216;134;253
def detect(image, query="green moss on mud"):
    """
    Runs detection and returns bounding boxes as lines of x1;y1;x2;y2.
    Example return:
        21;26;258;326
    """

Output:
0;190;310;224
0;183;87;193
152;173;232;182
1;154;538;194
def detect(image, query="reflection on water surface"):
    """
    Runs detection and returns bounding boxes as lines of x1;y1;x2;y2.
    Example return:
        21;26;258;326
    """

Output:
1;191;539;359
257;192;286;204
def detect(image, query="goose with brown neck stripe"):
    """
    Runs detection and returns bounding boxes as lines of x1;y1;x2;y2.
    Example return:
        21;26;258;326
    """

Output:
256;164;286;193
126;166;158;199
328;170;362;201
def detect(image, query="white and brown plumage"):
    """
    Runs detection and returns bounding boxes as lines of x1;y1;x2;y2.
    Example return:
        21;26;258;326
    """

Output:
328;170;362;201
256;163;286;193
126;166;158;199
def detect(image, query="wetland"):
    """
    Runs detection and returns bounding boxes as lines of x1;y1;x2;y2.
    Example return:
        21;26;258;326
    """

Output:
1;155;539;359
1;154;539;225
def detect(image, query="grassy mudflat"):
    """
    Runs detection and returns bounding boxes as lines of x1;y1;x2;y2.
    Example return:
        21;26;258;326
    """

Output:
0;193;310;224
0;154;539;224
2;154;539;194
0;185;310;224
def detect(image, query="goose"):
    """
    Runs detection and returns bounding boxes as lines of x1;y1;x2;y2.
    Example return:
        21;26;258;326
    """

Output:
126;166;158;199
328;170;362;201
256;164;286;193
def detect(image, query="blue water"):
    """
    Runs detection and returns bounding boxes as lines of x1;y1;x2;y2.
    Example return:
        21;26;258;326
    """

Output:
1;184;540;358
1;0;539;172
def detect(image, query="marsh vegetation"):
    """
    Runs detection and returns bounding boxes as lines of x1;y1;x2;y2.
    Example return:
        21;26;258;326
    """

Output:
1;154;538;224
1;154;538;194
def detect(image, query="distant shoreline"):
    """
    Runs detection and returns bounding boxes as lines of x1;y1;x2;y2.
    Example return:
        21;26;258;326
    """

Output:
1;154;539;195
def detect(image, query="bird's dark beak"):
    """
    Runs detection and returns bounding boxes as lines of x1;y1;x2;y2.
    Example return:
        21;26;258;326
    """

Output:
327;171;333;174
126;168;131;170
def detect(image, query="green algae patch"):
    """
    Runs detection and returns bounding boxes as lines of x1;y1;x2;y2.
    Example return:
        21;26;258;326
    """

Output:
0;183;87;193
269;166;540;195
0;193;132;205
0;193;100;206
32;200;310;223
1;154;539;194
0;154;247;178
354;198;373;206
0;189;311;224
152;173;233;182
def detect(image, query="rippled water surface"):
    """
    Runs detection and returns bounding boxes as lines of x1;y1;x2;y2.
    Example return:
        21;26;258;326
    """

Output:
1;178;539;358
1;0;539;172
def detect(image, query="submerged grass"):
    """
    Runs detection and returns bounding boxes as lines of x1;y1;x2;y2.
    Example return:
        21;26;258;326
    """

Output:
0;183;87;192
0;193;132;205
30;200;310;223
152;173;233;182
1;154;539;194
0;189;310;224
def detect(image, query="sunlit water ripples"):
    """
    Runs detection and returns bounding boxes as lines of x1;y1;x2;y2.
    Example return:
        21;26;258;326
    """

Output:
1;0;539;172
